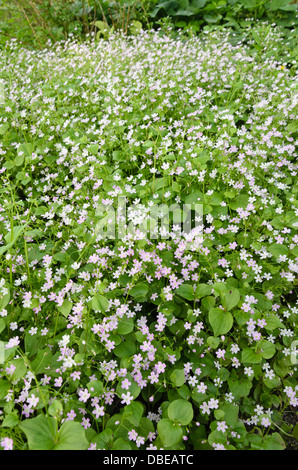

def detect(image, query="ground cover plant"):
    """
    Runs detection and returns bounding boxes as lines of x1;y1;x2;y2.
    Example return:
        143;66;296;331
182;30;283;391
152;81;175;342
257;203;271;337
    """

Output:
0;22;297;450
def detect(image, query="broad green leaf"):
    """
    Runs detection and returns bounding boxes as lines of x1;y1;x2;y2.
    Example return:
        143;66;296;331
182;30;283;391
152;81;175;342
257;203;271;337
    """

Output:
209;308;233;336
221;287;240;311
268;243;288;258
19;414;58;450
263;375;281;389
91;294;109;312
117;317;134;335
111;438;131;450
129;283;149;299
123;401;144;427
113;337;136;358
18;142;34;156
31;347;53;375
268;0;293;10
0;318;6;334
87;380;104;396
54;420;89;450
167;399;193;425
24;332;47;358
228;373;252;399
0;379;10;400
208;429;227;446
48;399;63;417
258;340;276;359
8;357;27;382
170;369;186;387
92;428;114;449
241;348;262;364
14;154;24;166
0;224;28;256
250;432;286;450
58;299;73;318
176;284;194;300
221;403;239;426
157;419;183;447
195;283;213;298
207;336;220;349
2;412;19;428
138;417;155;438
0;289;9;311
116;373;141;400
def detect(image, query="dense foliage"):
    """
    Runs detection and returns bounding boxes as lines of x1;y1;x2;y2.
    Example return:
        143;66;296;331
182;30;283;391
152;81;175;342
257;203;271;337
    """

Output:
0;0;297;48
0;12;297;451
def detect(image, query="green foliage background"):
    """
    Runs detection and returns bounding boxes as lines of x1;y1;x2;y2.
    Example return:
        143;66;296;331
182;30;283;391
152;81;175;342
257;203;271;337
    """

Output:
0;0;297;48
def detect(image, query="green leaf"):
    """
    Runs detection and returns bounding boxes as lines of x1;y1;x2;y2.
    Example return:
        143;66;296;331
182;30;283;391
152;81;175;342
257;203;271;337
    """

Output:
268;243;288;258
95;20;109;31
87;380;104;396
24;332;47;358
221;403;239;426
0;379;11;399
195;283;213;298
0;224;28;256
268;0;293;11
116;373;141;400
241;348;262;364
2;412;19;428
228;373;252;399
31;347;53;375
293;423;298;440
14;154;24;166
129;283;149;299
91;294;109;312
263;375;281;389
111;438;131;450
167;399;193;425
259;340;276;359
114;338;136;358
170;369;186;387
18;142;34;156
208;429;227;446
54;421;89;450
264;314;284;331
0;318;6;334
117;317;134;335
209;308;233;336
123;401;144;427
250;433;286;450
92;428;114;449
58;299;73;318
129;20;143;34
0;288;9;311
48;399;63;417
157;419;183;447
176;284;194;301
207;336;220;349
221;287;240;311
8;357;27;382
138;417;155;438
19;414;58;450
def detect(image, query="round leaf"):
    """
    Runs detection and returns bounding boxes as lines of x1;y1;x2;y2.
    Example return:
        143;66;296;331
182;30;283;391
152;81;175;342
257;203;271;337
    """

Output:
209;308;233;336
167;399;193;425
157;419;183;447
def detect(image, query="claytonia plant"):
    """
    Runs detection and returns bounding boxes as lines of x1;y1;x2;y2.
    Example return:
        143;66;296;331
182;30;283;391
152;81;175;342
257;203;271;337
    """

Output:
0;24;297;451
